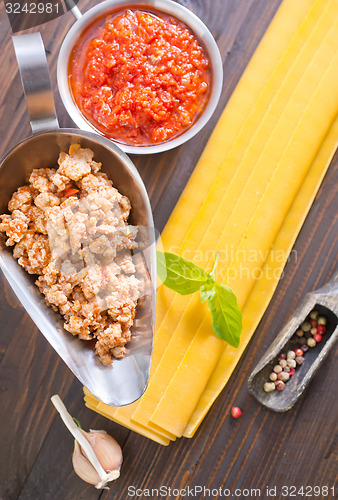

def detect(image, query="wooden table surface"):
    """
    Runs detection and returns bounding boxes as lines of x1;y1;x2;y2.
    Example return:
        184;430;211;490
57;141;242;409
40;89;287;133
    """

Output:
0;1;337;499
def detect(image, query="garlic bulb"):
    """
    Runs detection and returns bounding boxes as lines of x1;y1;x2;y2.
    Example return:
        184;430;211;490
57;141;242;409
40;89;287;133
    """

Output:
51;395;123;489
72;429;122;486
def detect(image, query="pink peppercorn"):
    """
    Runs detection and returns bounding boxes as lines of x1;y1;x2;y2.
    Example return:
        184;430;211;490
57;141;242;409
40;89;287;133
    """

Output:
313;333;322;342
317;325;326;335
289;368;296;376
231;407;242;419
295;348;303;357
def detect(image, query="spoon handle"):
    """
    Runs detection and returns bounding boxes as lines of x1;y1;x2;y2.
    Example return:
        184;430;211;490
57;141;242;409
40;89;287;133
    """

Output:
12;32;59;134
64;0;83;20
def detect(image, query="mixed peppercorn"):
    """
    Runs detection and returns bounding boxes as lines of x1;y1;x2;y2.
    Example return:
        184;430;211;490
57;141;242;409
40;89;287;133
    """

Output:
264;309;327;393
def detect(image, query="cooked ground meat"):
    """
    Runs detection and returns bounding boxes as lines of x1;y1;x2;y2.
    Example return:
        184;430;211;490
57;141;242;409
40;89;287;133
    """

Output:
0;144;140;365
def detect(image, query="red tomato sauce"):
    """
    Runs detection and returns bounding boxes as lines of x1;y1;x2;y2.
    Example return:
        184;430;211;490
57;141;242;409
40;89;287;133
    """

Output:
69;8;211;146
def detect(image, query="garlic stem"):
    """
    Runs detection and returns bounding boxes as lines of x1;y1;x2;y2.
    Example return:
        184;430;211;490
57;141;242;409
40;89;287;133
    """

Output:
51;395;110;486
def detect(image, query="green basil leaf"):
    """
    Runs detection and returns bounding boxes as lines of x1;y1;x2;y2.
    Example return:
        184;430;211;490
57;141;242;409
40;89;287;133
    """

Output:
157;251;209;295
207;283;242;347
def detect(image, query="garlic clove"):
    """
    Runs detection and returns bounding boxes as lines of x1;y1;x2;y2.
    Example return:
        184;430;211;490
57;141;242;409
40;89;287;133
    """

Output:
72;437;121;488
73;440;103;486
51;395;122;489
82;429;123;473
72;429;122;487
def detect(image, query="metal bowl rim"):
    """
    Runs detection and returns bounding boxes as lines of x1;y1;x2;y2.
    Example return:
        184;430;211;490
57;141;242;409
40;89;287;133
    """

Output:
57;0;223;154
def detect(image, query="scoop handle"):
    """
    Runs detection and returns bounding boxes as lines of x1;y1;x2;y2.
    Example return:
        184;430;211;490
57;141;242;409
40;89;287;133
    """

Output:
12;32;59;134
64;0;82;20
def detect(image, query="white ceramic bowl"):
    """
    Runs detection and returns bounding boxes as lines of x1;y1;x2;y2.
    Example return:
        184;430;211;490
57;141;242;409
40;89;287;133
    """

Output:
57;0;223;154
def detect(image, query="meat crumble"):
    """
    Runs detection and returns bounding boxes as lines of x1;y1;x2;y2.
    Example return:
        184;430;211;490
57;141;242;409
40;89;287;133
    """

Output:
0;144;140;365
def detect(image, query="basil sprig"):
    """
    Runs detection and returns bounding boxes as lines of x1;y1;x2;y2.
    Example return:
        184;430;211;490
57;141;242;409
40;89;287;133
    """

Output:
157;251;242;348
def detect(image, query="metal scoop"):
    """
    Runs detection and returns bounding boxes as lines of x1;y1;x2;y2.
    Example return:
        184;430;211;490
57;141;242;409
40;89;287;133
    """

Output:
0;32;156;406
248;270;338;412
